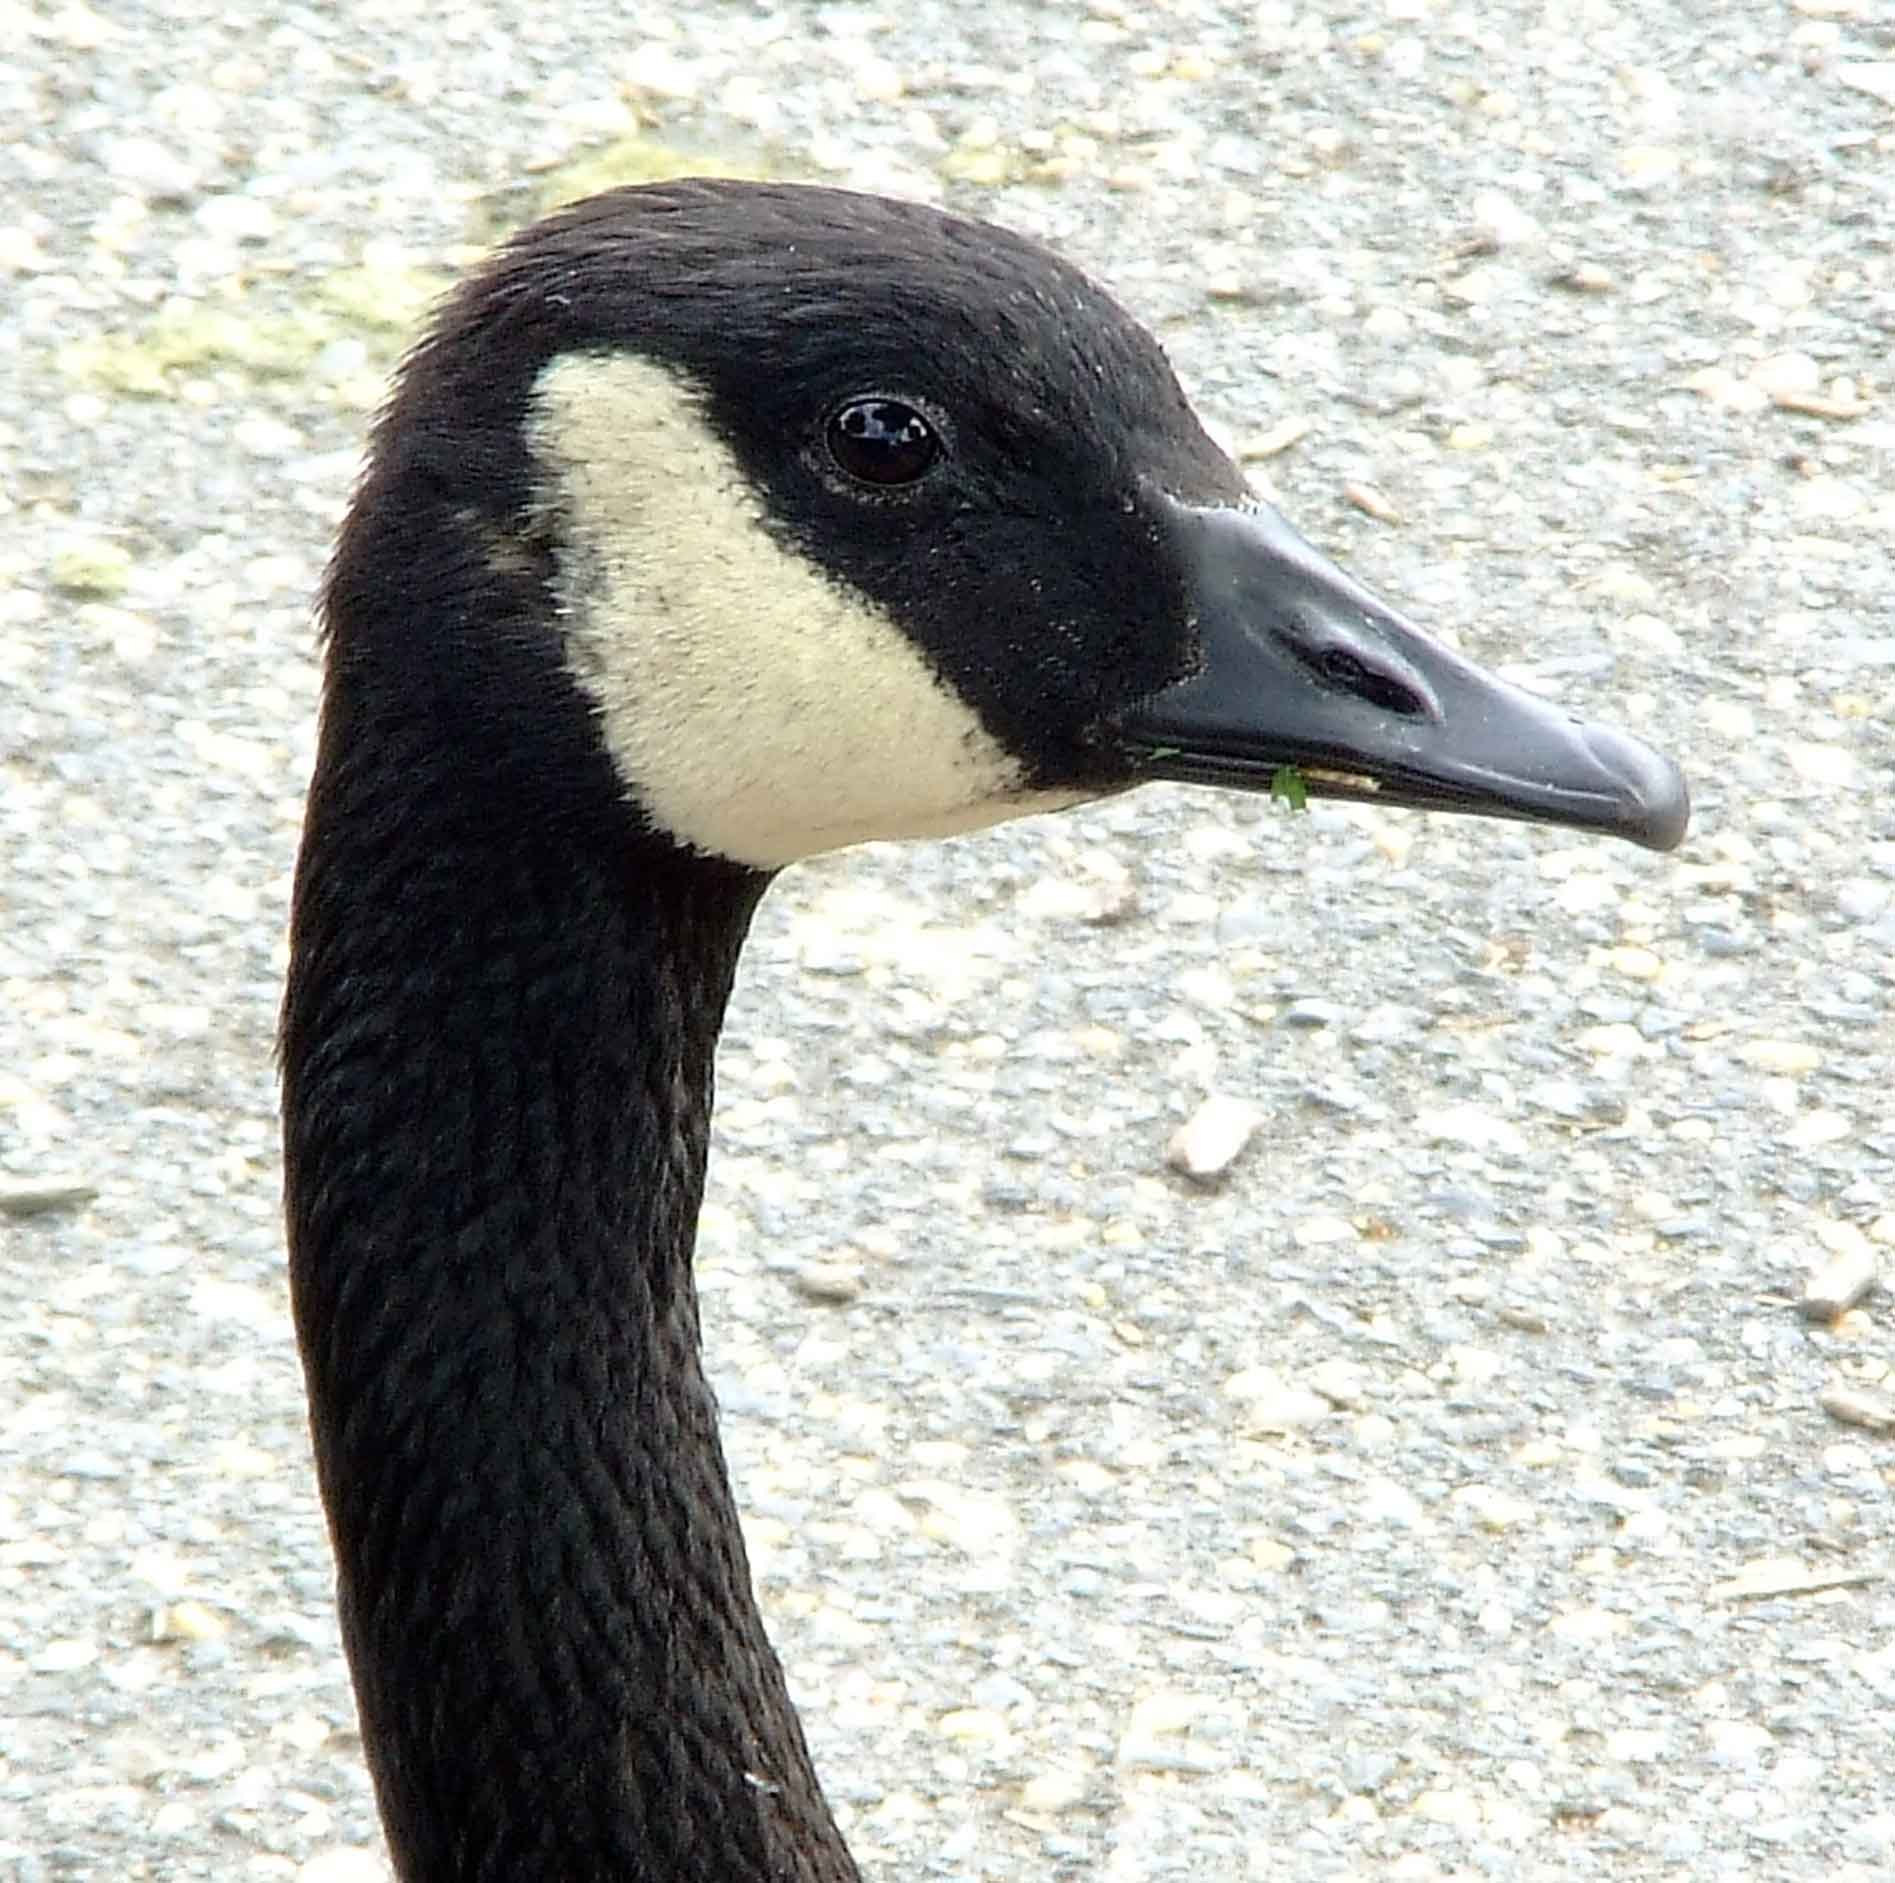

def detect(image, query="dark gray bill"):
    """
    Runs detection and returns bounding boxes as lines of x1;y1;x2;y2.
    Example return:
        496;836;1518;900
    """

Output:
1113;498;1689;853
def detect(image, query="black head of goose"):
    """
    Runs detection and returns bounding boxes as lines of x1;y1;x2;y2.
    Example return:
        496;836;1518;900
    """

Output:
281;178;1687;1882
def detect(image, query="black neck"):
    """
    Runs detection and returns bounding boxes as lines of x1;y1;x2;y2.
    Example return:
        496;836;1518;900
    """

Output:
282;686;856;1881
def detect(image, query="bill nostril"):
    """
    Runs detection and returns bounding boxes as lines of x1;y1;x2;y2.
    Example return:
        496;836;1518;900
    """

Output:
1309;644;1428;717
1318;648;1374;689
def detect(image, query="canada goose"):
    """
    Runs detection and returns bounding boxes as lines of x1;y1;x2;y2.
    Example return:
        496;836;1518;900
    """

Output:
281;178;1687;1881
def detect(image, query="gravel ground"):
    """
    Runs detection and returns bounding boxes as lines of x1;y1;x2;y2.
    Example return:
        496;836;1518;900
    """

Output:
3;1;1892;1878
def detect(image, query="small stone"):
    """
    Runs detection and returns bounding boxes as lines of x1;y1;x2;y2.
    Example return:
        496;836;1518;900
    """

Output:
1238;415;1314;460
1619;144;1681;187
1836;879;1891;923
1471;188;1539;246
1836;63;1895;108
1593;563;1660;608
234;414;305;458
621;40;704;101
1685;364;1765;413
1620;612;1681;656
1707;1718;1776;1762
1443;1343;1505;1386
1496;1304;1550;1333
792;1262;863;1304
1737;1038;1820;1076
937;1707;1007;1743
1574;1022;1648;1059
1165;1095;1260;1185
1751;351;1821;399
1418;1784;1486;1827
1117;1690;1214;1768
1787;741;1858;787
152;1600;228;1642
1078;863;1138;924
1526;1076;1602;1121
0;1176;99;1217
50;543;132;597
1020;1769;1088;1813
194;193;277;243
1291;1215;1357;1249
1418;1103;1527;1154
1223;1366;1329;1428
1802;1225;1880;1321
1343;481;1400;523
800;940;864;976
1019;877;1097;921
1360;1477;1425;1527
1549;1606;1621;1642
102;133;202;202
1771;384;1872;421
1305;1357;1367;1407
1459;1485;1534;1531
1823;1440;1876;1476
1178;965;1236;1011
1785;1111;1850;1150
941;142;1014;186
1282;998;1345;1028
1820;1385;1895;1436
31;1638;98;1673
1607;945;1663;981
852;57;904;103
0;224;47;272
1554;261;1615;294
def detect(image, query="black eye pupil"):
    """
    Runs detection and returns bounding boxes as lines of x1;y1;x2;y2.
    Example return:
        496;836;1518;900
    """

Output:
826;397;940;487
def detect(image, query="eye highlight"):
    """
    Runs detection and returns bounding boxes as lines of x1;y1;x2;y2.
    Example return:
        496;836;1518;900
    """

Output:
825;396;941;488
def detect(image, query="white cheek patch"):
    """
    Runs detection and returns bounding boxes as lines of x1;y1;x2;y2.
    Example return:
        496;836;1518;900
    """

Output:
525;353;1088;869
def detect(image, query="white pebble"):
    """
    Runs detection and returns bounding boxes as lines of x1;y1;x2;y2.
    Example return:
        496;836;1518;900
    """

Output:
1222;1365;1328;1427
1707;1719;1774;1761
31;1637;98;1672
103;133;200;199
194;193;277;242
1165;1094;1259;1182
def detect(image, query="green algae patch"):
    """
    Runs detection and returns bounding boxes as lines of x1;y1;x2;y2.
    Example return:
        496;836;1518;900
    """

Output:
55;261;448;407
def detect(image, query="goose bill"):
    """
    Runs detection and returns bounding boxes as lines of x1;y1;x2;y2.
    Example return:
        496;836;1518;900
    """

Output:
1115;498;1689;853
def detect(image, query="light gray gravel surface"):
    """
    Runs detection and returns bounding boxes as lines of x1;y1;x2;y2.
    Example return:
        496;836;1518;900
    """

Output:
3;1;1892;1878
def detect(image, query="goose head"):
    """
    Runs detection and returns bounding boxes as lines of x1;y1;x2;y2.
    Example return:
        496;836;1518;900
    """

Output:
333;177;1687;873
292;178;1689;1882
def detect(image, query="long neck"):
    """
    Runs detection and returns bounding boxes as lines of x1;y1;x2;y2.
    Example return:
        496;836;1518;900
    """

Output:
282;706;856;1881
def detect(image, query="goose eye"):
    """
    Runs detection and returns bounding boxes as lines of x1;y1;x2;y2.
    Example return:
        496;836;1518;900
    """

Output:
825;397;941;487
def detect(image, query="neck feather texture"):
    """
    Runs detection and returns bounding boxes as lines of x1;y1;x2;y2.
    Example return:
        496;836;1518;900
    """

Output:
282;669;857;1881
